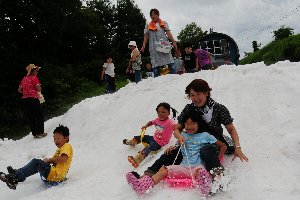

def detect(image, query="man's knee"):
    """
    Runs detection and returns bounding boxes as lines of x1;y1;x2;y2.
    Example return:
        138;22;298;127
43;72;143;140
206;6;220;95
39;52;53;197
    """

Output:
200;144;218;158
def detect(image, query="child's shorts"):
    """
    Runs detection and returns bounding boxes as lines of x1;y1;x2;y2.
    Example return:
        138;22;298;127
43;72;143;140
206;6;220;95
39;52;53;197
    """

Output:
166;165;205;179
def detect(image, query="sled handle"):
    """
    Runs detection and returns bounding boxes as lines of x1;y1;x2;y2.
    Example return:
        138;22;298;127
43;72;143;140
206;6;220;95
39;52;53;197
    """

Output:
140;128;146;144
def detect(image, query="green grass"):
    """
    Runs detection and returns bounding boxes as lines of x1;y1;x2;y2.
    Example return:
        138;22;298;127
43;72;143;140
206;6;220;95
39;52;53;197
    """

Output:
240;34;300;65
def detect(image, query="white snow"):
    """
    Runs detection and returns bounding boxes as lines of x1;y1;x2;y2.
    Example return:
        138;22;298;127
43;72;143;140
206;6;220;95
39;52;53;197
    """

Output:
1;61;300;200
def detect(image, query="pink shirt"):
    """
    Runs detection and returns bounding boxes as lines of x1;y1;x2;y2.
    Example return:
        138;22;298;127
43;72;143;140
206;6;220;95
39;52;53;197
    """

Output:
195;49;211;67
151;118;174;146
19;75;40;98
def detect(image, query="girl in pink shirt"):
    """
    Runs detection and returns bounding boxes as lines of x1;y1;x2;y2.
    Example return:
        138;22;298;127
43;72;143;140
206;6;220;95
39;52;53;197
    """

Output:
123;102;177;168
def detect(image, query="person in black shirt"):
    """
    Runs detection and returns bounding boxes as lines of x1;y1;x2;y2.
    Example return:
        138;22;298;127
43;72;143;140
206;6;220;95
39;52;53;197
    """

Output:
182;43;199;73
136;79;249;180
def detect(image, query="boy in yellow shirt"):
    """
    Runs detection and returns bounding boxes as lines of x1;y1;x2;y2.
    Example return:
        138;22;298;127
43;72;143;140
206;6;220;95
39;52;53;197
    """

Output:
0;125;73;189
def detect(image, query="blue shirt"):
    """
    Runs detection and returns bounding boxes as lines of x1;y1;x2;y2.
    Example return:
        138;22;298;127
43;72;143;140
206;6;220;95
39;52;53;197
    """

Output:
180;132;217;167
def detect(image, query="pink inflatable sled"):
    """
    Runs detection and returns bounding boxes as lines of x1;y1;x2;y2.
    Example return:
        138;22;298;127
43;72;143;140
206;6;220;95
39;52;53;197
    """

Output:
164;177;194;188
164;168;213;196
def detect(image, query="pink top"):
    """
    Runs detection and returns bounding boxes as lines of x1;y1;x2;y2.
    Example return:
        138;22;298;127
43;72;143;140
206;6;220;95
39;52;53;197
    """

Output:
195;49;211;67
19;75;40;98
151;118;174;146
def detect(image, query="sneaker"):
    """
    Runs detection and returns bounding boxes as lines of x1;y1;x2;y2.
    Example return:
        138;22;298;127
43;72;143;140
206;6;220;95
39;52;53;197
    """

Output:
123;139;136;147
0;172;6;182
123;139;129;145
7;166;17;174
0;172;18;190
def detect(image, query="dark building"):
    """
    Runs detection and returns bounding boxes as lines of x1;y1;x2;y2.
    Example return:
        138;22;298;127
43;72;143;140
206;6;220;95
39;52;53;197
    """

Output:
198;32;240;66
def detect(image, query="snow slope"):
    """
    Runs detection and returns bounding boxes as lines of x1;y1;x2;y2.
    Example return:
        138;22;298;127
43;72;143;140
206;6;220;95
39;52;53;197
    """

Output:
1;61;300;200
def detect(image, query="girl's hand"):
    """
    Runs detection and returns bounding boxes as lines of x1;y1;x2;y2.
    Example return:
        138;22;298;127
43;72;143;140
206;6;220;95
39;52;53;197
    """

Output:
232;148;249;162
164;145;178;155
141;126;147;130
177;134;185;145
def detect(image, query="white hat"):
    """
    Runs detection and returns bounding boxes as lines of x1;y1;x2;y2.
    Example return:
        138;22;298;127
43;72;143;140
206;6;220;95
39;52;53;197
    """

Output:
128;41;137;48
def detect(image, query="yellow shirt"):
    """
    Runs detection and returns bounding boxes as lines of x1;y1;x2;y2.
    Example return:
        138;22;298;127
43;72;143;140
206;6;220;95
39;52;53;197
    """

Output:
47;143;73;182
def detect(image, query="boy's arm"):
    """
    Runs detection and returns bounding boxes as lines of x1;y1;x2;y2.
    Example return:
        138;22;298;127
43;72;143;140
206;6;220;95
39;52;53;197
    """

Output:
215;140;227;160
43;153;69;164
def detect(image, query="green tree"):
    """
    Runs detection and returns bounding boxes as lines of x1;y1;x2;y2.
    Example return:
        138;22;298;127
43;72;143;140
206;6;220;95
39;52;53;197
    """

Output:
112;0;146;68
0;0;91;136
177;22;207;48
0;0;83;66
72;0;115;81
84;0;115;56
273;25;294;41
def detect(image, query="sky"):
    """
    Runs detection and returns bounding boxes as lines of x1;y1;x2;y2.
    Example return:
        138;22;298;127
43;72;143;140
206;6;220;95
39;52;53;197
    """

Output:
1;61;300;199
127;0;300;58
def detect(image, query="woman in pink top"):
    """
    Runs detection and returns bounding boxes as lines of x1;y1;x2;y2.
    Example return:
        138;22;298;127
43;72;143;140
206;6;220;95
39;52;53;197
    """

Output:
123;102;177;168
18;64;46;138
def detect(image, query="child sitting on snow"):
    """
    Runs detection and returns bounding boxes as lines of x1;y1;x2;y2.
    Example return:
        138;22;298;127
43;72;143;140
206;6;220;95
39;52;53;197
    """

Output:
0;125;73;190
123;102;177;168
126;111;227;196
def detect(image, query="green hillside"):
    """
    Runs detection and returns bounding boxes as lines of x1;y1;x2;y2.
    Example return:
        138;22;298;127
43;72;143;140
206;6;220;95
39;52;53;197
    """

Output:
240;34;300;65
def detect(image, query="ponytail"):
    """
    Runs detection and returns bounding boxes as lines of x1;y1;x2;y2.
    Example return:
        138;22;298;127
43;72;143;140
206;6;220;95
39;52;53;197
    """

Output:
170;107;178;119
